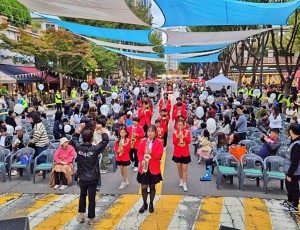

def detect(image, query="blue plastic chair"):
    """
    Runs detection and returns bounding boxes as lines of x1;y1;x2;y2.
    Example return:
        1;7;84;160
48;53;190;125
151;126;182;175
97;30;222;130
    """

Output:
33;149;56;183
0;149;10;182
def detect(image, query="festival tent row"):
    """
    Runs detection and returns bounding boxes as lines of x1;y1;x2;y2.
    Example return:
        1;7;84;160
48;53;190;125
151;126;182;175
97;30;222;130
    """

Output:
205;74;238;95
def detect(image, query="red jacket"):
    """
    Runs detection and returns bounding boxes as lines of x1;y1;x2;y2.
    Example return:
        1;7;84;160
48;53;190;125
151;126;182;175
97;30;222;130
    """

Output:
54;145;76;164
159;99;171;114
174;122;188;131
172;107;187;121
155;126;165;140
138;108;153;126
138;138;164;175
158;115;169;131
173;103;187;112
172;129;191;157
126;125;145;149
114;138;131;162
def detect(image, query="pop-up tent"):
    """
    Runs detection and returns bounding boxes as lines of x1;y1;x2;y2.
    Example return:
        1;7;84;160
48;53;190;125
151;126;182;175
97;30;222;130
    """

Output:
205;74;237;95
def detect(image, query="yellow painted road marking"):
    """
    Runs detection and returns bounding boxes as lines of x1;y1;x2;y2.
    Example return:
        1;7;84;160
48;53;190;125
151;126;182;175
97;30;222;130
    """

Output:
33;197;79;230
139;195;182;230
139;150;166;195
293;213;300;229
93;194;140;230
194;197;224;230
244;198;272;230
0;193;22;206
15;194;60;216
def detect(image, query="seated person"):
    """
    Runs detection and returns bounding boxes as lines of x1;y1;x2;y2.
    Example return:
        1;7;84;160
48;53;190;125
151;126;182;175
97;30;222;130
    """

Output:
0;126;12;149
256;128;281;160
50;137;76;190
257;113;270;134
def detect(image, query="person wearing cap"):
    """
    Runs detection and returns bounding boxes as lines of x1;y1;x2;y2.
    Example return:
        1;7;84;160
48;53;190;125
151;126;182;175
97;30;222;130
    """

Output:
282;124;300;212
256;129;281;160
50;137;76;190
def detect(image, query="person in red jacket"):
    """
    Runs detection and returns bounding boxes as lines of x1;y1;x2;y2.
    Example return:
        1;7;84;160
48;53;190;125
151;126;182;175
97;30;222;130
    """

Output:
126;117;145;172
158;109;170;148
174;115;189;131
114;128;131;190
172;120;191;192
137;125;164;214
138;100;153;134
172;102;187;127
155;119;165;140
159;93;171;116
173;97;187;111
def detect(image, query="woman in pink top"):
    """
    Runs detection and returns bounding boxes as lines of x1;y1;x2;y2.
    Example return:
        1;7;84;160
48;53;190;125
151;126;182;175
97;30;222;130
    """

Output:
51;137;76;190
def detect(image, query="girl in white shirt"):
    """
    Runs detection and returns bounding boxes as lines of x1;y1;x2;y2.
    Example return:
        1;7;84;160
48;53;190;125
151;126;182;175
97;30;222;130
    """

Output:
285;102;298;122
269;107;282;129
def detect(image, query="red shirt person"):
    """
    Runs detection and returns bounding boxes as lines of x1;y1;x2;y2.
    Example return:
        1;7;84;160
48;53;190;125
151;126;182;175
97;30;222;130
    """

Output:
159;93;171;115
155;119;165;140
158;109;170;148
138;100;153;133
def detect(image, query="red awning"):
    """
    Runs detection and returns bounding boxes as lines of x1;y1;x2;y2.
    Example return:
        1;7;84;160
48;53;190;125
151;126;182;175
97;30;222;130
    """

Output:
188;79;205;83
140;79;158;83
88;79;96;84
295;70;300;78
17;66;60;83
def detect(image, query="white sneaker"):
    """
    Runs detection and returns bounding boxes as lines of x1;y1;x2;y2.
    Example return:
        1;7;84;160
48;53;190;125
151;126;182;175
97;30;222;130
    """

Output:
147;186;150;193
119;182;127;190
133;167;138;172
179;179;183;187
125;178;129;186
100;169;108;174
183;183;188;192
59;185;68;190
11;170;18;176
53;184;60;190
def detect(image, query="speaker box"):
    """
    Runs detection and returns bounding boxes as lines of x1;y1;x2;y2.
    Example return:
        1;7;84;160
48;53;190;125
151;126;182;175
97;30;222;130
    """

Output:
219;226;239;230
0;217;30;230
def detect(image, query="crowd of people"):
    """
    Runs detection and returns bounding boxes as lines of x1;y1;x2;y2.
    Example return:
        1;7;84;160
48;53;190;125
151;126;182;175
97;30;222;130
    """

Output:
0;80;300;223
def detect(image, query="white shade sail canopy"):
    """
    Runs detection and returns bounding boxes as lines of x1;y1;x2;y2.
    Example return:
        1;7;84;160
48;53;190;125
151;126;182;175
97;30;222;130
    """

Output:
163;28;271;46
206;74;238;95
168;49;223;59
18;0;149;26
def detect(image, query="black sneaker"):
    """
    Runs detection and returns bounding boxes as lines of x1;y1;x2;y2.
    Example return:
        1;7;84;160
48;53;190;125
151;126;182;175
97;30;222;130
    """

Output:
284;205;299;213
280;200;292;208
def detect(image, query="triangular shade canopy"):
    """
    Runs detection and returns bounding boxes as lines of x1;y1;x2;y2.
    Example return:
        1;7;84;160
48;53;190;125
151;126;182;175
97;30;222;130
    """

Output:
206;74;238;94
176;52;222;63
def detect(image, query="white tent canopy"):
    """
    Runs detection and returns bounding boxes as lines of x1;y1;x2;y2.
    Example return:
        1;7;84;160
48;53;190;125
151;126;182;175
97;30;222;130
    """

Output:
205;74;237;95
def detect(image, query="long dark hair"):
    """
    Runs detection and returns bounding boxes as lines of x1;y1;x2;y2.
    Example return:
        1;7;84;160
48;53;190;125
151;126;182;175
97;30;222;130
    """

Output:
222;116;230;127
118;127;128;143
273;106;280;119
54;111;63;121
217;132;228;148
28;112;42;124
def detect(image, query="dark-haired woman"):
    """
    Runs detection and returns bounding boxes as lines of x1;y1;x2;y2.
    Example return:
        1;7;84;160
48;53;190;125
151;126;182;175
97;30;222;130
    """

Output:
37;100;47;119
53;111;64;140
114;128;131;190
137;125;164;214
172;120;191;192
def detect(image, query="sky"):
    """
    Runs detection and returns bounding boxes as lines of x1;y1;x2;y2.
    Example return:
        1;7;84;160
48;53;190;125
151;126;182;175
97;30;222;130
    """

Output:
150;0;164;27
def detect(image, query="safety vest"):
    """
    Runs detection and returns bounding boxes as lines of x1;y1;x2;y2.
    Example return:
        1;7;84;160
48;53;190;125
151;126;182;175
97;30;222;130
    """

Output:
99;87;103;94
256;93;262;101
286;96;292;107
244;88;249;95
55;93;62;104
248;88;254;96
238;88;244;94
20;98;28;108
277;93;284;103
112;86;118;93
71;89;77;99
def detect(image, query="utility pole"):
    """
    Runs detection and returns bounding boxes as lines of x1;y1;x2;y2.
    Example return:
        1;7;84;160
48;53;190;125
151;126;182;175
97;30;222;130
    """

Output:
259;32;265;88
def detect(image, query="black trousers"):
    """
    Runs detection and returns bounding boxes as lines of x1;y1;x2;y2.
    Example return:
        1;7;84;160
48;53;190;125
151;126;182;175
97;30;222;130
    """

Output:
56;103;62;111
237;132;247;141
130;148;138;167
54;171;67;185
78;179;98;219
163;132;168;147
285;175;300;207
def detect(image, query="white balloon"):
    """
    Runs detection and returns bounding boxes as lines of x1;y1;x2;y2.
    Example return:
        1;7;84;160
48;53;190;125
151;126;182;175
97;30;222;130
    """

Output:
64;125;71;133
233;101;241;105
270;93;276;100
199;94;206;101
268;98;274;104
111;92;118;100
112;103;121;113
6;125;14;134
96;78;103;86
38;84;44;91
81;82;88;91
14;104;24;114
127;111;133;116
207;95;215;104
202;91;208;97
195;107;204;118
206;118;216;134
253;89;261;96
133;87;140;96
100;105;109;116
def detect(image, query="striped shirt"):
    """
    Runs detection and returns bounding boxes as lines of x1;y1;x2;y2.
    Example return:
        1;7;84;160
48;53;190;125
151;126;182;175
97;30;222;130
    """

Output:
32;122;49;147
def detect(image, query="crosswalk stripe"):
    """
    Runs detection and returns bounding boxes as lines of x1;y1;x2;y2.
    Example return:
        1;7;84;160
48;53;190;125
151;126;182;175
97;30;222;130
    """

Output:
29;194;78;229
114;195;161;229
0;193;22;206
33;197;79;230
244;198;272;230
139;195;182;230
265;199;299;230
194;197;224;230
93;194;140;230
293;212;300;230
220;197;244;230
167;196;201;229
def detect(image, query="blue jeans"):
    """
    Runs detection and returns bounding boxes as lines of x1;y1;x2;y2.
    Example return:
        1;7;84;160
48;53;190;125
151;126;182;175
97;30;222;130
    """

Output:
34;145;48;164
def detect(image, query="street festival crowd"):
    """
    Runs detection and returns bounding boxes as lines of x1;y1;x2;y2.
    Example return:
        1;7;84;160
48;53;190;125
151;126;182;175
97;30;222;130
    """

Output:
0;79;300;224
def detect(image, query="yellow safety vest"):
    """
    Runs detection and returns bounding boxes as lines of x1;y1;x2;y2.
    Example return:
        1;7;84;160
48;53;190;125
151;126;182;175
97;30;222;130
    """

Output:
286;96;292;107
71;89;77;99
277;93;284;103
21;98;28;108
55;93;62;103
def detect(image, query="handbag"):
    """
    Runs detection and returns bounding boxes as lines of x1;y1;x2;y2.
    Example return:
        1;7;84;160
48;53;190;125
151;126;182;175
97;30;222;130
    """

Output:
229;145;246;161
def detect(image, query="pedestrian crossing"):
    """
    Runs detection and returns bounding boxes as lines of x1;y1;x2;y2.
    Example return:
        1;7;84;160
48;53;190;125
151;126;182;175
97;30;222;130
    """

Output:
0;193;299;230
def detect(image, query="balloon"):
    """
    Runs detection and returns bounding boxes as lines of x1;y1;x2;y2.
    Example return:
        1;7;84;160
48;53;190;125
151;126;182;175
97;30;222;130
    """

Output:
6;125;14;134
243;94;248;100
14;104;24;114
206;118;216;134
64;125;71;133
233;101;241;105
133;87;140;96
38;84;44;91
127;111;133;116
100;105;109;116
202;91;208;97
268;98;274;104
195;107;204;118
199;94;206;101
270;93;276;100
81;82;88;91
111;92;118;100
112;103;121;113
96;78;103;86
207;95;215;104
253;89;261;96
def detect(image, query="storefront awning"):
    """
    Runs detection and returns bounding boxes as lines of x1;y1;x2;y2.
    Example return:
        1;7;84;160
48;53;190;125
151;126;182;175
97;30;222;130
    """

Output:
17;66;60;84
0;71;16;83
0;64;41;83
